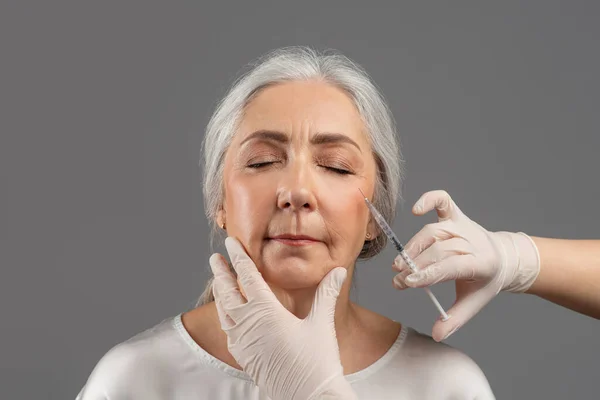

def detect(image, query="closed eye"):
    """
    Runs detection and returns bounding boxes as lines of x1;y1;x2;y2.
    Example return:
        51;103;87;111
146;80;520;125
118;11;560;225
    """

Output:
247;161;275;169
247;162;353;175
323;166;353;175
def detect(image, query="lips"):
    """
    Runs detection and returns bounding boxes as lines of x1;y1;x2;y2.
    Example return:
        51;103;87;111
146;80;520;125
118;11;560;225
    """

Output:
272;234;319;241
269;234;321;246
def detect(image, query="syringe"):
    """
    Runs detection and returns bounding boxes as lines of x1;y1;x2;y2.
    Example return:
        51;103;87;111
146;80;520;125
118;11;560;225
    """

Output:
359;188;450;321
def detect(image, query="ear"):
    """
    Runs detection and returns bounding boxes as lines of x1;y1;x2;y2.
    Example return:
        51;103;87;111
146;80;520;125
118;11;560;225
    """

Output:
366;218;379;241
216;209;226;229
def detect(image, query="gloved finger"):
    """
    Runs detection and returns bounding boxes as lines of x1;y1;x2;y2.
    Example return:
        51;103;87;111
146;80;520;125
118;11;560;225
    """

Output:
404;254;476;288
431;285;497;342
392;255;411;273
394;238;472;286
412;190;464;222
224;237;274;302
406;247;498;288
393;250;416;272
394;219;458;270
409;237;473;271
392;269;412;290
309;267;347;323
209;253;246;308
212;283;236;330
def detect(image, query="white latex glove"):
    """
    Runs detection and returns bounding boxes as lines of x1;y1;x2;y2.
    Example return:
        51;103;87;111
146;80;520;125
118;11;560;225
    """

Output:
392;190;541;342
209;237;358;400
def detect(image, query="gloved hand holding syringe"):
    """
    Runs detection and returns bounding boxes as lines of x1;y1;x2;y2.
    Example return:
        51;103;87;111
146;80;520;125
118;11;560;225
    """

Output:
359;188;451;322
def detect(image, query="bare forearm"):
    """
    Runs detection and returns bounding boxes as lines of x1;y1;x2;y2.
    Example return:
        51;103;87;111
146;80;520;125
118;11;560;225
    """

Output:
526;237;600;319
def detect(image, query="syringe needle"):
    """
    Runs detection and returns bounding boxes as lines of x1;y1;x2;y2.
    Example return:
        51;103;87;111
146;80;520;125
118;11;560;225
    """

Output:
358;188;451;322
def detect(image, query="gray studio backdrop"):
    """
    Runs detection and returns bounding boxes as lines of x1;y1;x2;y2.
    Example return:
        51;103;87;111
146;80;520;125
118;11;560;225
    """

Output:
2;1;599;399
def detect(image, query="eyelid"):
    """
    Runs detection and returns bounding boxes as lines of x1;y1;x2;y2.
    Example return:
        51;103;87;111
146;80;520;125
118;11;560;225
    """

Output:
245;149;283;163
241;148;357;174
247;155;280;164
314;155;354;171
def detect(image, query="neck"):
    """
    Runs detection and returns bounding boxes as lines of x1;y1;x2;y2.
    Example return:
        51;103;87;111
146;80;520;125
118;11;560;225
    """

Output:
266;276;357;332
233;276;363;366
212;272;397;374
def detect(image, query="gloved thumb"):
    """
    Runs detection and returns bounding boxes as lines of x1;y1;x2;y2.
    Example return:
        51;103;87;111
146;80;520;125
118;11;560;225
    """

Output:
310;267;347;322
431;288;495;342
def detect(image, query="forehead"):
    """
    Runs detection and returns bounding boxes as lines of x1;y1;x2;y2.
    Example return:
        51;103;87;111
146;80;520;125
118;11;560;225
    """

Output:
237;81;368;144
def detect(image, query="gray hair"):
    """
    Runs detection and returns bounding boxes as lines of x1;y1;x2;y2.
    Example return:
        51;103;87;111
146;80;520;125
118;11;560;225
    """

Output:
196;46;404;306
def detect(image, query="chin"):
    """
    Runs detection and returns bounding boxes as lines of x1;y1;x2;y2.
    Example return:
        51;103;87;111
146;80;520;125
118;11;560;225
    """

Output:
258;254;328;289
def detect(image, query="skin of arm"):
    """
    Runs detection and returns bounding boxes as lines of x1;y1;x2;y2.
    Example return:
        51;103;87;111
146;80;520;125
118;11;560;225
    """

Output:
526;237;600;319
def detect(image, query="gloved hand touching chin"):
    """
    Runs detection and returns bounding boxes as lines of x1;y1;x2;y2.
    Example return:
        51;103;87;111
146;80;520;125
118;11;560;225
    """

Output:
210;236;358;400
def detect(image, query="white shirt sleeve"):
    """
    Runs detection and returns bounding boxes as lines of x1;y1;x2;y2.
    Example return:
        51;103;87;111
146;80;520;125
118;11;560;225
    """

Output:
75;342;157;400
437;350;495;399
392;330;495;400
74;344;124;400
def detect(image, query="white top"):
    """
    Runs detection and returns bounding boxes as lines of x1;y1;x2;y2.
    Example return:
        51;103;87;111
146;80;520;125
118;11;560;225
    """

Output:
76;313;495;400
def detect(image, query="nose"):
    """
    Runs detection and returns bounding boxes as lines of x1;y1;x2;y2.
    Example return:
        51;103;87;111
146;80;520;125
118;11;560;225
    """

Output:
276;162;317;212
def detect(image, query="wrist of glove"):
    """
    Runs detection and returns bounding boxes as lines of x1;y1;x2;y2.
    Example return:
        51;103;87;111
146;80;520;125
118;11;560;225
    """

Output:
492;231;541;293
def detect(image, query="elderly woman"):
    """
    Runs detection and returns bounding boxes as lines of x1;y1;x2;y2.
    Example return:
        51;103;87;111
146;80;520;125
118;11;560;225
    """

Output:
76;47;494;399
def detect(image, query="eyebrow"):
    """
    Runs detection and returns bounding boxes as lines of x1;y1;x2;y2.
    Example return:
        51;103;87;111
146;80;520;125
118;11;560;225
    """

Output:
240;130;362;153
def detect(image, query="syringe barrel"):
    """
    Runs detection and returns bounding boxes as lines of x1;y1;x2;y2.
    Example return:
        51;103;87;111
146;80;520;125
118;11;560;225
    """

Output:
399;250;418;272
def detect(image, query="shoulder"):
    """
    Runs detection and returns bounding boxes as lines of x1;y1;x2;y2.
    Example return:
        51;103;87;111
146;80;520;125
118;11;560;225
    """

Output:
77;315;184;399
401;328;495;399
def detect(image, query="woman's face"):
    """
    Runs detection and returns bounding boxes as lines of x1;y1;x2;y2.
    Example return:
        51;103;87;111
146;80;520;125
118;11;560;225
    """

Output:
220;81;378;289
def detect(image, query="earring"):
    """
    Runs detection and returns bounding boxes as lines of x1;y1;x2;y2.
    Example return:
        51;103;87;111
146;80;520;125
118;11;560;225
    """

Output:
220;222;226;230
365;232;372;240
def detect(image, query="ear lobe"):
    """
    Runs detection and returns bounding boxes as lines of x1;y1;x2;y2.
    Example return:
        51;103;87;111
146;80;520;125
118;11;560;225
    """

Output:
216;209;226;230
366;219;379;241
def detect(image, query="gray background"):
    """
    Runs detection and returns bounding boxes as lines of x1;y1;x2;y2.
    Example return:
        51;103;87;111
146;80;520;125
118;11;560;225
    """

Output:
2;1;599;399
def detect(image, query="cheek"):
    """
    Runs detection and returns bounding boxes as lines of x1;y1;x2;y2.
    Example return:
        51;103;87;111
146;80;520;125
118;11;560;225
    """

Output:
319;183;371;241
224;177;273;235
318;174;373;215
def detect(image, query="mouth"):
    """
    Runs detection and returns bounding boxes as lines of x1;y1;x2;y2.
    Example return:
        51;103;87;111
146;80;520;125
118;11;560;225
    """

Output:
269;234;321;247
